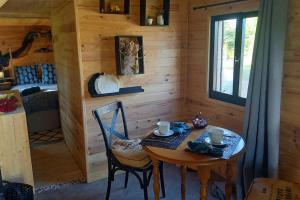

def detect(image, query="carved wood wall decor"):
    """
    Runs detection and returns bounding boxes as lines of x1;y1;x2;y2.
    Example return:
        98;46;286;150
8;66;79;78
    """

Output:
0;30;52;71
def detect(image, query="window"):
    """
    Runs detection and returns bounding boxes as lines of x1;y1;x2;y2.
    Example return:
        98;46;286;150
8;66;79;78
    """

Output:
209;12;258;106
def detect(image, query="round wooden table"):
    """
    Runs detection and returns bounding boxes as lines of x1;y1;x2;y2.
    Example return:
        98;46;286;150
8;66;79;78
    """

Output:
143;125;245;200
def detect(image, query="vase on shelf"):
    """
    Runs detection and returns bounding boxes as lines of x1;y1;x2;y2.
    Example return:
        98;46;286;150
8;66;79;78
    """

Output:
157;12;164;26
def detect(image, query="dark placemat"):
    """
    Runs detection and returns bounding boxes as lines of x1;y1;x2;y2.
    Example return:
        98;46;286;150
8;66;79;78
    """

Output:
195;132;242;159
141;128;192;150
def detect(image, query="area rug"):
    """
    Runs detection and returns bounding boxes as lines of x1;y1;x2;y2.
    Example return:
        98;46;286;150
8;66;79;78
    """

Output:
35;178;86;194
29;129;64;146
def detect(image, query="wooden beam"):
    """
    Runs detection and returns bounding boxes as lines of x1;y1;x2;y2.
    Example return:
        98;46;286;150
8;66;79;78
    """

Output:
193;0;247;10
0;17;51;26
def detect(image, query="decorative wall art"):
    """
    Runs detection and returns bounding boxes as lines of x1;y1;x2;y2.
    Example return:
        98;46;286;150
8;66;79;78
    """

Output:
140;0;170;26
115;36;144;76
0;30;52;71
99;0;130;14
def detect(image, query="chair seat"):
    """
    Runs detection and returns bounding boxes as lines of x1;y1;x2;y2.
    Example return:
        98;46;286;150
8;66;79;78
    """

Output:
112;139;151;168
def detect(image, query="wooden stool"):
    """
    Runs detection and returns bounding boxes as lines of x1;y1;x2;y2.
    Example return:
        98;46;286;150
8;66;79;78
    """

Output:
246;178;300;200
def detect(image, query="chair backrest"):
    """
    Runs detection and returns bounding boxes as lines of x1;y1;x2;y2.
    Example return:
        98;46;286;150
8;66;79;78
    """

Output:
92;101;129;157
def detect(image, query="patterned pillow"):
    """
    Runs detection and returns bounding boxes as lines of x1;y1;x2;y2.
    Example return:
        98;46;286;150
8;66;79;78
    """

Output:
41;64;57;84
15;65;39;85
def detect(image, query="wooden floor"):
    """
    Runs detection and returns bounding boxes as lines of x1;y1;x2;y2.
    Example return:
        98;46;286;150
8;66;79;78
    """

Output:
35;164;230;200
30;141;84;188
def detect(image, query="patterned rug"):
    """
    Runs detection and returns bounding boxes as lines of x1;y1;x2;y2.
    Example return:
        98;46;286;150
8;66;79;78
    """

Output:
29;129;64;146
35;178;86;194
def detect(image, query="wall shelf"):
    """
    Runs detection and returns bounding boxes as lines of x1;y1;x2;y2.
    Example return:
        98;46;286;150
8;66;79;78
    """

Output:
88;73;144;97
140;0;170;26
90;86;144;98
99;0;130;15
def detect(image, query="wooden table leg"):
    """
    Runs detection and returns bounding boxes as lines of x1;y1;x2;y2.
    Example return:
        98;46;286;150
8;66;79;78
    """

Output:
197;166;211;200
152;158;160;200
181;165;187;200
225;161;233;200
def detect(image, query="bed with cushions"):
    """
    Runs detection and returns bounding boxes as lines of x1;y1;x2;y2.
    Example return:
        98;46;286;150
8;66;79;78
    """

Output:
12;64;61;133
11;83;57;92
12;64;57;92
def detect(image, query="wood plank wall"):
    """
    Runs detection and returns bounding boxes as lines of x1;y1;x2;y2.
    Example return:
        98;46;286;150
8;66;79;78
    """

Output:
51;0;87;178
186;0;260;133
279;0;300;183
0;92;34;187
76;0;189;182
0;25;54;77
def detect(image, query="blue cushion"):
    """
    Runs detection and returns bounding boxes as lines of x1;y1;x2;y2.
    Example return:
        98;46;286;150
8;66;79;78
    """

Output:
15;65;39;85
21;87;41;96
41;64;57;84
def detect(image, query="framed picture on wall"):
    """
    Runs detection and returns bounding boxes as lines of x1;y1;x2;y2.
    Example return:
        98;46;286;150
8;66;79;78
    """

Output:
115;36;144;76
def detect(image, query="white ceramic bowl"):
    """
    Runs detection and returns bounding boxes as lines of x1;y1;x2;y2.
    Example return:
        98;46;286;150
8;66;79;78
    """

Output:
207;128;224;144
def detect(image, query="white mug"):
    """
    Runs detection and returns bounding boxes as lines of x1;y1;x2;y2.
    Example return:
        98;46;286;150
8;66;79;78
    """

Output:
147;18;153;25
157;121;170;135
208;128;224;144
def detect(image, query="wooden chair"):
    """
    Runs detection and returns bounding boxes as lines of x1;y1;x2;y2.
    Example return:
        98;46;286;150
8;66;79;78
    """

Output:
93;101;165;200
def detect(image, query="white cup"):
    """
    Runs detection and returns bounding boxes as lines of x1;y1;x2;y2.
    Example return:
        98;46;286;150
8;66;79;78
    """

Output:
157;121;170;135
208;128;224;144
147;18;153;25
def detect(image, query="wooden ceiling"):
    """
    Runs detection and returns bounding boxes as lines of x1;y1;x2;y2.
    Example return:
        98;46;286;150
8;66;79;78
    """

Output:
0;0;68;18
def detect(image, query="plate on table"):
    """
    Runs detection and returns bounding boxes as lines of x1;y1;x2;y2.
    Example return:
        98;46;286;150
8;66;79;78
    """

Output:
153;129;174;137
204;137;227;148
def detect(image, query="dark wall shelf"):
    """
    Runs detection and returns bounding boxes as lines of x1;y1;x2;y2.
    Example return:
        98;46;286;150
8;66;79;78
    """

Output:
140;0;170;26
90;86;144;98
99;0;130;15
88;73;144;98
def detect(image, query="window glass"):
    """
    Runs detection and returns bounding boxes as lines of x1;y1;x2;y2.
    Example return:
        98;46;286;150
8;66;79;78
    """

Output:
212;19;237;95
209;12;258;106
239;17;258;98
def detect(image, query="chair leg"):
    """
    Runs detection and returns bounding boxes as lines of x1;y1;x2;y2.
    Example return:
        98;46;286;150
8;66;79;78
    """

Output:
143;171;149;200
159;162;166;198
124;171;129;188
106;164;113;200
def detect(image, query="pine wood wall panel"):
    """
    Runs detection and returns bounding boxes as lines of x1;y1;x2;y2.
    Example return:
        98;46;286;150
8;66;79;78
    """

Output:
186;0;260;133
0;0;67;18
0;18;50;26
51;0;87;178
279;0;300;183
0;92;34;187
0;26;54;76
76;0;188;182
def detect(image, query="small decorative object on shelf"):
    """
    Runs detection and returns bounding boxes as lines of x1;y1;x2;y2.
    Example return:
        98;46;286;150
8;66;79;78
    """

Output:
147;16;154;25
115;36;144;76
0;94;18;113
0;71;3;79
99;0;130;14
140;0;170;26
157;10;164;26
192;113;208;129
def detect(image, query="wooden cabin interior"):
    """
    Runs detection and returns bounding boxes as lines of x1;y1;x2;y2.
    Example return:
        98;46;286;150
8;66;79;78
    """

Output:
0;0;298;199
